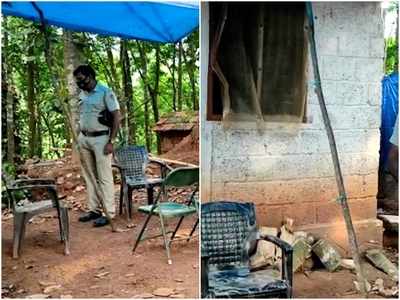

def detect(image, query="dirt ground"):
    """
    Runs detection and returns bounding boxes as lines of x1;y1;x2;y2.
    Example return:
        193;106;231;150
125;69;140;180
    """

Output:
2;188;199;298
2;148;399;298
294;248;398;298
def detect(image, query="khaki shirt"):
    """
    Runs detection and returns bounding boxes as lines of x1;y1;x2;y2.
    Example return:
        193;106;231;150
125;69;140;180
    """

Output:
79;83;120;132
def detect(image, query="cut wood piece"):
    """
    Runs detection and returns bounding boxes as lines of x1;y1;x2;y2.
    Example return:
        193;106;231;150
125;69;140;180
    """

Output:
365;249;398;281
292;238;312;272
312;239;341;272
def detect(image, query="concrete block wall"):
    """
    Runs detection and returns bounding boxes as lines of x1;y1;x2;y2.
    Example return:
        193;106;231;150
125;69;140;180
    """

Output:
201;2;384;249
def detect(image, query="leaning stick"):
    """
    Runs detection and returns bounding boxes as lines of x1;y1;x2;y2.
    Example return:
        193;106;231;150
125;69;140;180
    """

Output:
305;3;367;296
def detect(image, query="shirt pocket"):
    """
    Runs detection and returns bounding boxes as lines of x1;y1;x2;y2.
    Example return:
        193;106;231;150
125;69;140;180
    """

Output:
89;97;105;114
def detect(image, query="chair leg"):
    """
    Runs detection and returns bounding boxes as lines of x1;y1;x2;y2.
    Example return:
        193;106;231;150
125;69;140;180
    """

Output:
13;213;27;259
187;218;198;242
127;187;133;221
170;216;185;245
119;182;125;215
159;214;172;265
132;213;153;253
146;186;154;205
60;207;70;255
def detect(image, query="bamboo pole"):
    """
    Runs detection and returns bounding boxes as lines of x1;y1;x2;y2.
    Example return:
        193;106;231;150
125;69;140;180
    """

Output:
305;3;367;296
32;3;117;231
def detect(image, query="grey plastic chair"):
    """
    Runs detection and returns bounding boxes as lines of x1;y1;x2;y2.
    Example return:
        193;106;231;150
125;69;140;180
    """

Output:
114;145;169;220
201;201;293;298
2;175;70;258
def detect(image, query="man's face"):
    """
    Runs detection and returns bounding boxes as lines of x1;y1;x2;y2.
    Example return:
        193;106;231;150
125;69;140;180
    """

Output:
75;72;91;91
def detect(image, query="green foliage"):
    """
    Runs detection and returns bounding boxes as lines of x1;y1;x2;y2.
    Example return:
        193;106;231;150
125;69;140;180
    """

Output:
2;16;199;165
385;37;398;75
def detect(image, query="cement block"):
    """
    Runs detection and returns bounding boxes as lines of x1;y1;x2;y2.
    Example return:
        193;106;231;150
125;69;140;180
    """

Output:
321;56;356;81
354;58;384;83
316;36;339;56
336;82;368;106
339;33;370;57
369;37;385;58
316;197;377;224
312;239;342;272
367;83;381;106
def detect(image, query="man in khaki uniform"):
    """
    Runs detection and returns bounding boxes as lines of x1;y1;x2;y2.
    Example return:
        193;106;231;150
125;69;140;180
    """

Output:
73;65;121;227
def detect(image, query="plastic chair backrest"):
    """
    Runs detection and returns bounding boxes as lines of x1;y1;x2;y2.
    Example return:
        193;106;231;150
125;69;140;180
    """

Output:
114;145;148;179
163;167;199;188
201;201;257;267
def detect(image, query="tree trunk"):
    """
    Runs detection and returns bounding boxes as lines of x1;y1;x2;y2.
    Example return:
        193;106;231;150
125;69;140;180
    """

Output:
153;45;161;154
172;44;177;111
63;30;84;161
177;41;183;111
2;20;15;163
182;45;198;111
27;41;37;158
138;44;152;150
42;113;60;158
121;40;136;144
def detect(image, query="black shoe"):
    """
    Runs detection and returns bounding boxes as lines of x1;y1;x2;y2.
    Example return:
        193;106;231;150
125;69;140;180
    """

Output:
93;216;110;227
78;211;102;222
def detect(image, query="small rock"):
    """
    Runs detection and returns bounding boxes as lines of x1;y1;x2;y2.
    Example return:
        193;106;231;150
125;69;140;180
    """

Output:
17;289;25;294
131;293;153;298
43;285;62;294
372;278;384;292
66;173;73;178
94;271;110;278
353;280;371;293
127;223;136;228
174;278;184;283
25;294;50;299
89;285;100;289
340;259;355;270
152;288;174;297
39;281;57;287
125;273;135;278
12;266;18;271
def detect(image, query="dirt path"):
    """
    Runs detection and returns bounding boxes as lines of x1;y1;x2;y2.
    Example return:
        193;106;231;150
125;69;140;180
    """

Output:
2;196;199;298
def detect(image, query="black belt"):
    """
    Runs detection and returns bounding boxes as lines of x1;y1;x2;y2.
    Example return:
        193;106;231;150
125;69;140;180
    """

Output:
81;130;109;137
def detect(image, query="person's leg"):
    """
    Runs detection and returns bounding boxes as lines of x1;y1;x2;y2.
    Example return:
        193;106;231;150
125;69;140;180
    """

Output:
78;134;102;215
92;135;116;219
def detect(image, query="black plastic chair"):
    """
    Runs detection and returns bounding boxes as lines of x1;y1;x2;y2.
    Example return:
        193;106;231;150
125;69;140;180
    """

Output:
113;145;170;220
201;201;293;298
133;167;199;264
2;174;70;259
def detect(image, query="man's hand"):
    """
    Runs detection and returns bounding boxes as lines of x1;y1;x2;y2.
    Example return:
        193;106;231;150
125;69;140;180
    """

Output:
104;142;113;155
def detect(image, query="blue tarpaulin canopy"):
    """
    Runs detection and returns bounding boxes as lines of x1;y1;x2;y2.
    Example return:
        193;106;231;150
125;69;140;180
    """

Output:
380;72;399;167
1;1;199;43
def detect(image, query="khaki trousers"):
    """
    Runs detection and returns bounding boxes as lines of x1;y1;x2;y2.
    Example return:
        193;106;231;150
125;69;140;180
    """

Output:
78;133;115;218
